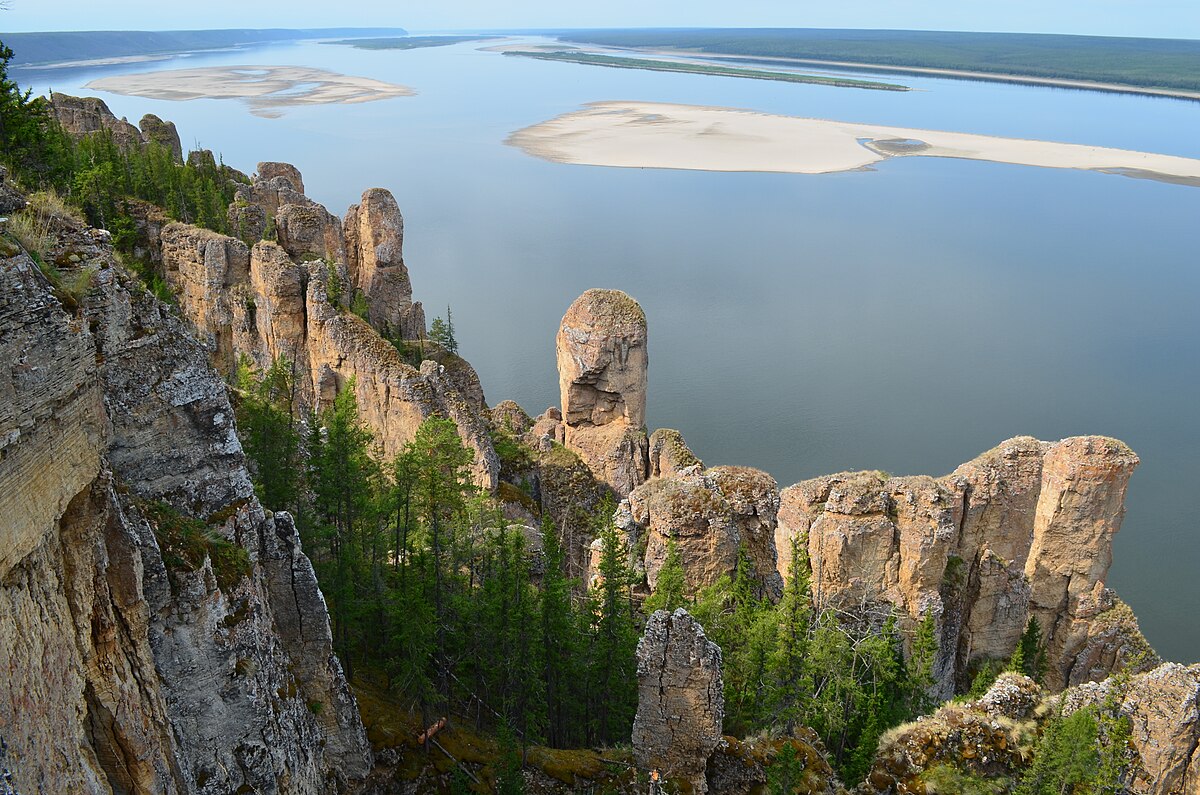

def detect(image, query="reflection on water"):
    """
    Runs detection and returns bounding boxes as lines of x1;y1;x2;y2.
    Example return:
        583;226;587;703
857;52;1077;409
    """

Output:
17;37;1200;662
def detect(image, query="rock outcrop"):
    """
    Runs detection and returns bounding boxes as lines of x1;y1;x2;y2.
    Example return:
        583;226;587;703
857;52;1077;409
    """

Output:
624;466;783;599
138;113;183;162
152;164;498;489
343;188;425;338
50;94;182;160
0;212;370;793
633;609;724;794
649;427;703;478
1063;662;1200;794
557;289;649;496
776;436;1156;698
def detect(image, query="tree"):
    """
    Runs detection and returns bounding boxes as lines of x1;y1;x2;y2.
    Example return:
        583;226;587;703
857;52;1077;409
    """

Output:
906;612;939;716
234;355;301;511
1011;617;1048;683
586;503;638;745
1017;707;1100;795
429;305;458;355
537;515;582;748
644;539;688;614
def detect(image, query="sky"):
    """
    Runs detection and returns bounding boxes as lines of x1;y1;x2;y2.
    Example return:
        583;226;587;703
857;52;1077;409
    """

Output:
2;0;1198;40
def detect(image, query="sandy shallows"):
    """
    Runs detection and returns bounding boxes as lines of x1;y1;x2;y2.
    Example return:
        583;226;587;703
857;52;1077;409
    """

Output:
86;65;414;118
508;101;1200;186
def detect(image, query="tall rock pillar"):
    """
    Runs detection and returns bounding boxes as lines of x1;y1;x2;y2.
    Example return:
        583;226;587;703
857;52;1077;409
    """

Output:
633;609;724;793
556;289;649;495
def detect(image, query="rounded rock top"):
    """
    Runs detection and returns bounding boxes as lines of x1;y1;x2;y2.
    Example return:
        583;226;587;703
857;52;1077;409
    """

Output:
561;288;647;334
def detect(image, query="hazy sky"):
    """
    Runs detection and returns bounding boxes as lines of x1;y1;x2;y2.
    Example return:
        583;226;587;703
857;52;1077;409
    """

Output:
2;0;1198;39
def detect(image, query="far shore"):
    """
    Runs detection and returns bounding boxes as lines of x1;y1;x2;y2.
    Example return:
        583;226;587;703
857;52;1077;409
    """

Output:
602;45;1200;103
508;100;1200;186
86;65;413;118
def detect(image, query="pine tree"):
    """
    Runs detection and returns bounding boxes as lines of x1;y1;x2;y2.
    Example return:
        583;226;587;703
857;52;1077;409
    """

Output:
644;539;688;614
1011;617;1048;683
587;505;638;745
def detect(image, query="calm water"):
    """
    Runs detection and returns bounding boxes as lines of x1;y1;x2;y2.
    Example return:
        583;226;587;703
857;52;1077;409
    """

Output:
18;38;1200;662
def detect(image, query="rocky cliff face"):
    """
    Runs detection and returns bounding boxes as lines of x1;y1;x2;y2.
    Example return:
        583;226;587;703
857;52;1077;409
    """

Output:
51;93;182;161
633;609;725;793
153;163;497;489
869;662;1200;795
620;464;784;600
0;211;370;793
556;289;649;496
776;436;1155;697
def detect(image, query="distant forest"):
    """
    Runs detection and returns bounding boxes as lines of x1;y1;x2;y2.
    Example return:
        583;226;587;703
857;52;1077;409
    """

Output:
559;29;1200;92
5;27;408;66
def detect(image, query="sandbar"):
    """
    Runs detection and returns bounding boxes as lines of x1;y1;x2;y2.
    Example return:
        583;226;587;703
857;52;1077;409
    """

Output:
86;65;413;118
508;101;1200;186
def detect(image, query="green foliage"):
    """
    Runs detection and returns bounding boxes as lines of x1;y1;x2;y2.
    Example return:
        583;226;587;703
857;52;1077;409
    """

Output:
644;539;688;614
586;500;639;745
766;741;809;795
1010;617;1048;683
325;260;343;306
234;355;301;511
141;500;251;592
490;425;534;474
1017;707;1101;795
0;43;73;188
429;305;458;355
350;290;370;320
921;763;1007;794
967;658;1007;700
689;532;929;781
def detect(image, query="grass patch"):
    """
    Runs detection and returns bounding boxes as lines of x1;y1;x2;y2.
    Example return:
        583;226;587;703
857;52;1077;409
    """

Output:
141;500;251;592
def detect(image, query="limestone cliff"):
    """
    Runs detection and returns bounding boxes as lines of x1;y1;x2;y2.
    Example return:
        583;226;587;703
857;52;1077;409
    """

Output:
0;210;370;793
775;436;1156;697
50;93;182;162
155;165;497;489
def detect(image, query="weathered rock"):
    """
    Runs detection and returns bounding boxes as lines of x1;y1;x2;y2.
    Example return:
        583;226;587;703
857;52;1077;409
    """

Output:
257;161;306;194
633;609;724;794
0;223;372;794
154;217;497;490
629;467;781;599
631;474;739;595
649;427;703;478
776;436;1155;698
0;166;25;214
49;93;143;149
1025;437;1141;690
707;466;784;600
343;188;425;338
276;200;346;265
527;406;566;448
1114;663;1200;794
865;674;1041;792
491;400;533;436
138;114;183;162
557;289;649;495
159;222;251;375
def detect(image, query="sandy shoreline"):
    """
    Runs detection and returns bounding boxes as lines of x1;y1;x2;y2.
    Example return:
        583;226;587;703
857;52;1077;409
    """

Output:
86;65;413;118
508;101;1200;186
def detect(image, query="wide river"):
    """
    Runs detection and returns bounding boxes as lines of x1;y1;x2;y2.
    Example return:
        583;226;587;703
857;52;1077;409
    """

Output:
18;37;1200;662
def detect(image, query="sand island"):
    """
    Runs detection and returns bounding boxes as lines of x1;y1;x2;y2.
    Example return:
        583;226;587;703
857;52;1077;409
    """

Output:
509;100;1200;186
86;65;413;118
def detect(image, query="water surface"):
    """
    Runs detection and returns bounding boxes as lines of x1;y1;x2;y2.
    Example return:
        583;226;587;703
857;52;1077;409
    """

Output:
18;38;1200;662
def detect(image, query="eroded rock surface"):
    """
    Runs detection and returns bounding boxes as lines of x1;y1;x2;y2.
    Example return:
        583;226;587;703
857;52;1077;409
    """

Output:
633;609;724;794
343;188;425;338
0;216;370;793
776;436;1156;698
557;289;649;495
649;427;703;478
